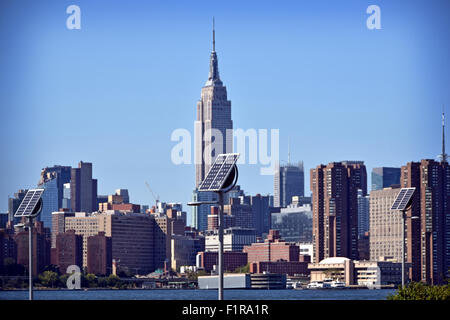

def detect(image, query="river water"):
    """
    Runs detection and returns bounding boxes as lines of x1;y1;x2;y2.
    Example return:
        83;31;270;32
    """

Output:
0;288;395;300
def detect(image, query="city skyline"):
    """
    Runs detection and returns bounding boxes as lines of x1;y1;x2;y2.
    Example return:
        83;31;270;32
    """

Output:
1;0;449;216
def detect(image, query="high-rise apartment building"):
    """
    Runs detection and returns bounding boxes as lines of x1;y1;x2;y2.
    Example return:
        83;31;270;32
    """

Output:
369;186;403;262
310;161;366;262
274;162;304;208
87;231;112;276
55;230;83;274
70;161;97;213
401;159;450;284
371;167;401;191
37;165;72;231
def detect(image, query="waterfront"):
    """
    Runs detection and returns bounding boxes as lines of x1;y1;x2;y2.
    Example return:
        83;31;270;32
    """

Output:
0;289;395;300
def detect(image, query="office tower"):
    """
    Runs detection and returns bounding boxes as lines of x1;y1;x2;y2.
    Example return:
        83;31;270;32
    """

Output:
55;230;83;274
14;221;50;277
194;21;233;188
37;165;72;231
7;189;28;223
249;194;272;237
274;161;305;208
310;161;366;262
70;161;97;213
192;22;232;231
51;210;75;248
357;189;370;238
369;186;403;262
271;203;312;243
371;167;401;191
401;159;450;284
224;197;254;229
87;232;112;276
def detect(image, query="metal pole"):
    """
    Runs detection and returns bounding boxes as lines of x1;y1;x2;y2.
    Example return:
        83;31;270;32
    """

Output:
401;210;405;288
218;192;224;300
28;217;33;300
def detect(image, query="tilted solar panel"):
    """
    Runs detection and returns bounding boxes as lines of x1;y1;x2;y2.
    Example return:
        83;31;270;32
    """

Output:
14;189;44;217
198;153;239;192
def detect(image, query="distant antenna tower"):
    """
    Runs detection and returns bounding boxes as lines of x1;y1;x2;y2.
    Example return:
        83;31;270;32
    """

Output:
439;107;448;163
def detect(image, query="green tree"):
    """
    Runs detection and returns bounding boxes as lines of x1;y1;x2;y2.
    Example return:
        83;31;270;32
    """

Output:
85;273;97;288
38;271;59;288
106;274;121;288
388;282;450;300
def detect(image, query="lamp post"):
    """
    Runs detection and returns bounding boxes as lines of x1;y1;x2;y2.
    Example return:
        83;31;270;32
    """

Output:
189;153;239;300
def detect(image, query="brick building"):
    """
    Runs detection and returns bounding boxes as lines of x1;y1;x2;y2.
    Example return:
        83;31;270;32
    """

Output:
87;231;112;275
55;230;83;274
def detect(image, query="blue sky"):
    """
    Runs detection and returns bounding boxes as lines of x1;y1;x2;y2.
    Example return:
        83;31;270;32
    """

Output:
1;0;449;224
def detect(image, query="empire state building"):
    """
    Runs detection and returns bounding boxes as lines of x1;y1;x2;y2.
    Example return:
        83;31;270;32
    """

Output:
195;21;233;188
192;21;233;231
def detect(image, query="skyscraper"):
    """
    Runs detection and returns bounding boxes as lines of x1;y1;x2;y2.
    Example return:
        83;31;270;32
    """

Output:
371;167;401;191
192;20;233;231
357;189;370;238
194;20;233;187
274;161;304;208
310;161;366;262
37;165;72;231
369;186;403;262
70;161;98;213
401;159;450;284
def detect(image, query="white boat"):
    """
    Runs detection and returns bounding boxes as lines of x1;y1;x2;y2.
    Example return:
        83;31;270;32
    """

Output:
322;278;333;288
330;280;346;288
307;281;324;289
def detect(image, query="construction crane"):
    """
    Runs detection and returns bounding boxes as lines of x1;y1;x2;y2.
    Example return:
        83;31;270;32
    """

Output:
145;181;160;206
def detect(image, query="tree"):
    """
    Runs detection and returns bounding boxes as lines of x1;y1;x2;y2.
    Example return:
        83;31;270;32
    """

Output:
388;282;450;300
39;271;59;288
85;273;97;288
106;274;121;288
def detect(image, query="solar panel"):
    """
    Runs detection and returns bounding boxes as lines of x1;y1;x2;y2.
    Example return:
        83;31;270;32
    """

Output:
199;153;239;191
14;189;44;218
390;187;415;211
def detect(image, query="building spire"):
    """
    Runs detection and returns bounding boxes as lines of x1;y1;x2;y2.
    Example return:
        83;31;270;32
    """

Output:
205;18;222;86
213;17;215;52
440;107;448;163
